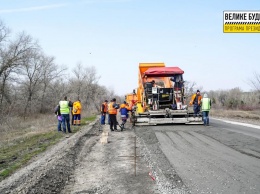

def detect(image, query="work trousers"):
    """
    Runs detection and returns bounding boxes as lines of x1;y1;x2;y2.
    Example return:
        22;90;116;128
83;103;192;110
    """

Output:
109;114;117;130
108;114;110;124
57;120;62;131
61;114;71;133
202;111;210;125
193;104;200;117
101;113;106;125
120;114;128;126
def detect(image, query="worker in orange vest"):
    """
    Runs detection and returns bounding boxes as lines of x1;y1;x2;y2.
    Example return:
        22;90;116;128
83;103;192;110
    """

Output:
189;90;202;117
100;100;108;125
119;101;131;131
108;98;119;131
72;99;82;126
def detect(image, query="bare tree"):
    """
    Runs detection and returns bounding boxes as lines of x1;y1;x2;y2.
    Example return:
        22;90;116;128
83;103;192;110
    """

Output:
249;72;260;92
225;87;243;109
0;20;132;119
88;84;112;112
183;81;203;104
0;32;38;114
0;65;13;105
82;66;101;110
0;21;11;113
184;81;196;96
48;77;69;108
39;55;66;113
0;32;38;77
0;20;10;45
19;51;44;117
70;63;89;100
70;64;100;103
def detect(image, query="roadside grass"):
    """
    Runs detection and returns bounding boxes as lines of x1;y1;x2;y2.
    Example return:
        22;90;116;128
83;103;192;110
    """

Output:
0;131;63;180
81;115;97;124
0;114;97;181
210;109;260;124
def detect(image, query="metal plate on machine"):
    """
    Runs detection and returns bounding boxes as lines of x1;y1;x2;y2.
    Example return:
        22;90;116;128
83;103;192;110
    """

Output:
152;87;158;94
135;117;188;124
134;117;204;125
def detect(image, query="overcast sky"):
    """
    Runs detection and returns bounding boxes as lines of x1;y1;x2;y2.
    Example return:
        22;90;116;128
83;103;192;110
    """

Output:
0;0;259;95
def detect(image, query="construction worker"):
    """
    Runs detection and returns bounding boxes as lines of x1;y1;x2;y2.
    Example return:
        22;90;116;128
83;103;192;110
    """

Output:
108;98;119;131
119;101;131;131
70;101;74;126
151;80;162;88
59;96;73;133
170;75;184;91
54;105;62;132
72;99;82;126
107;99;113;125
100;100;108;125
201;93;211;126
189;90;202;117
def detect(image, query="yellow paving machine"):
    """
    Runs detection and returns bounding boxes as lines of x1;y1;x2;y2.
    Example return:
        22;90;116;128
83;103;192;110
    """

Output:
126;63;203;125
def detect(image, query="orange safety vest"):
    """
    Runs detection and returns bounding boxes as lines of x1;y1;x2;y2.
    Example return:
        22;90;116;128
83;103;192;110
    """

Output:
189;94;202;105
72;101;81;114
120;104;126;109
100;102;108;113
120;103;131;111
127;105;132;111
108;102;117;115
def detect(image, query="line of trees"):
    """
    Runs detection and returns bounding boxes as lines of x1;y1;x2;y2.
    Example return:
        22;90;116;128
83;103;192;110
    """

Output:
0;20;116;123
208;88;260;110
185;81;260;110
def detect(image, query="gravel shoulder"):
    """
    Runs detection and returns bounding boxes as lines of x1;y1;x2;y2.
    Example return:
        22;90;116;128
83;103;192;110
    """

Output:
61;124;159;194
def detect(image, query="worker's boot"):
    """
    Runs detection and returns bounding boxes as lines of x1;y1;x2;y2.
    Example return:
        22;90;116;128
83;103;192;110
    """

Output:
119;124;123;131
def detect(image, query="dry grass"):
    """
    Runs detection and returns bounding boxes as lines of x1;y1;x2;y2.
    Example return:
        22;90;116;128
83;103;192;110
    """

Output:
0;114;57;147
0;112;97;147
210;109;260;125
0;114;60;180
0;113;97;180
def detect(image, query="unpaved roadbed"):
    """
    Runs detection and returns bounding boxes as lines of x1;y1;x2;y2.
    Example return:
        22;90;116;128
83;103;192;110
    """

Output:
62;124;160;194
1;121;184;194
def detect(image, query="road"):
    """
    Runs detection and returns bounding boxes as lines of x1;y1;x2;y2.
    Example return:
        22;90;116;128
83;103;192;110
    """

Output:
136;118;260;194
211;118;260;139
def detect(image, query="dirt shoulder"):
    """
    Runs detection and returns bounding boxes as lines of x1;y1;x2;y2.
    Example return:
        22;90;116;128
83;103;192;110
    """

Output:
62;124;159;194
0;120;161;194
